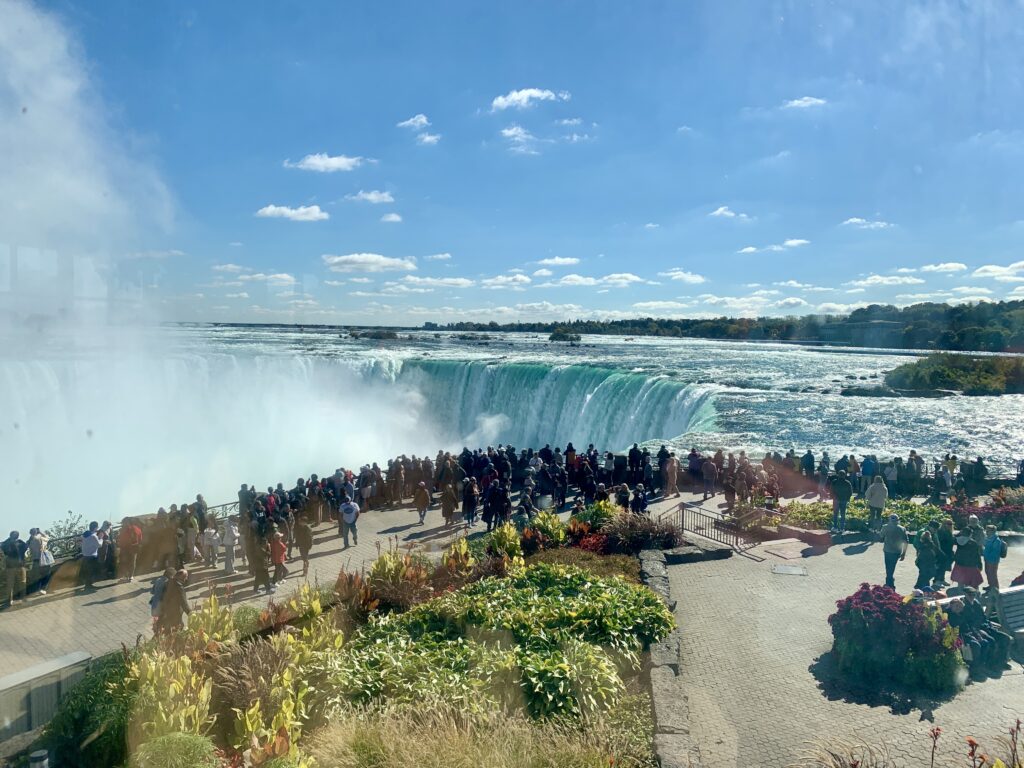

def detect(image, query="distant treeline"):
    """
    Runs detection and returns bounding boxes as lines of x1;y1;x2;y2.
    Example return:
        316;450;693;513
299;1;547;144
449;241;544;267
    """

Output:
425;300;1024;352
885;353;1024;396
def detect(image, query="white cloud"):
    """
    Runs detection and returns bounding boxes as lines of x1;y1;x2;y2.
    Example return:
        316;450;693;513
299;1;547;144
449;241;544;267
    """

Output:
920;262;967;273
751;289;781;296
972;261;1024;282
255;204;328;222
644;222;660;229
225;292;249;299
382;284;432;295
346;190;394;204
533;268;553;277
481;274;531;290
322;253;417;273
538;256;580;266
895;292;952;301
558;118;582;126
1010;286;1024;296
842;217;893;230
283;153;364;172
817;302;869;314
542;273;645;288
491;87;570;111
632;301;693;312
774;297;809;309
380;212;402;223
238;272;297;286
563;132;593;143
416;132;442;145
403;275;474;288
349;277;372;284
229;241;243;247
658;269;706;284
289;298;319;308
846;274;926;287
397;114;430;130
896;267;918;273
501;124;540;154
739;239;809;253
676;125;695;135
950;296;994;305
425;253;452;261
324;280;345;287
212;263;248;273
950;286;992;295
774;280;811;289
709;205;751;220
507;268;525;274
782;96;827;109
846;288;866;294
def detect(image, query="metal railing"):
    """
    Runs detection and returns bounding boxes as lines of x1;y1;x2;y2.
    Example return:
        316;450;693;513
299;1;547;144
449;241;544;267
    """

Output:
43;501;240;563
660;501;763;553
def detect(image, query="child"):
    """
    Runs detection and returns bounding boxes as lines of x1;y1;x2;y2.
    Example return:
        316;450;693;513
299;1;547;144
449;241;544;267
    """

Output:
270;531;288;585
201;524;221;568
294;515;313;579
222;517;239;575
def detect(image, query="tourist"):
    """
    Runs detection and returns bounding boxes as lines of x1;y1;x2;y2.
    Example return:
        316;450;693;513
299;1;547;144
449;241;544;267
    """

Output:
800;449;815;478
913;529;938;591
462;477;480;528
81;521;101;590
665;452;680;497
339;492;360;548
735;473;748;504
251;536;274;595
202;522;220;568
982;525;1007;592
28;528;53;595
181;505;199;563
949;587;1012;669
880;513;908;590
292;515;312;580
156;569;191;634
149;567;174;632
616;484;631;510
270;531;288;584
97;521;115;579
701;457;718;501
223;516;239;575
630;484;648;515
603;451;616;485
2;531;28;607
935;518;955;587
595;483;609;503
951;526;984;591
117;517;143;583
864;475;888;530
964;514;985;546
829;471;854;534
413;481;431;525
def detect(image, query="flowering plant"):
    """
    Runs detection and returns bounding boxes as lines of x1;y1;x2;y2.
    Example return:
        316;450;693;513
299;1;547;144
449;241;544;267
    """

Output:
829;583;964;693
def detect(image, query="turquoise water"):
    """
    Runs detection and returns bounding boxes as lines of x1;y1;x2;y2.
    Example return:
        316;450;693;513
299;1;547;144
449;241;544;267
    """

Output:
2;324;1022;530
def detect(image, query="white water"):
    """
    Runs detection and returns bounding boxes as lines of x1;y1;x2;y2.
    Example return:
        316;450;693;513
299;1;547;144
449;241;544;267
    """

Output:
2;324;1023;532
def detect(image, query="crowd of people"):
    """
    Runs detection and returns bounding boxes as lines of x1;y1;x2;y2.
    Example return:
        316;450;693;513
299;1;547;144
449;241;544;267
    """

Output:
2;442;1020;634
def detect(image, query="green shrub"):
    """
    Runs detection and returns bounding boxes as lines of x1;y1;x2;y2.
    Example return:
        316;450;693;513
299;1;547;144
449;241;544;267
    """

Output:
782;499;942;532
530;510;567;547
41;650;138;768
129;732;219;768
488;522;523;560
232;604;263;637
211;636;296;737
602;513;682;554
571;500;617;531
526;548;640;583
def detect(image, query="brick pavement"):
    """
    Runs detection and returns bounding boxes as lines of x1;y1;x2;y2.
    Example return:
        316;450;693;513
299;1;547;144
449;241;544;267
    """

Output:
667;537;1024;767
0;489;698;671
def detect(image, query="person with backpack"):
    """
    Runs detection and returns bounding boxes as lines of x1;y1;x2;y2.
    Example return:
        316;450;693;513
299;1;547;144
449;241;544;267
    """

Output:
2;531;28;606
982;525;1008;592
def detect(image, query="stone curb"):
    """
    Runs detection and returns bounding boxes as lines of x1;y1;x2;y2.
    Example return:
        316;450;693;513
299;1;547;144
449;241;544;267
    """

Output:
640;549;702;767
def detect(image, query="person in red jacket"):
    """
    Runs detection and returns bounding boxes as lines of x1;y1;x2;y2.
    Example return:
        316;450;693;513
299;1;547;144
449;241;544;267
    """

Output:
118;517;143;583
270;531;288;585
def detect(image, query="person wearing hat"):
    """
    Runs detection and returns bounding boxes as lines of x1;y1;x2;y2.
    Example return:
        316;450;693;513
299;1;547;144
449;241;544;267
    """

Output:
880;513;908;589
951;524;984;590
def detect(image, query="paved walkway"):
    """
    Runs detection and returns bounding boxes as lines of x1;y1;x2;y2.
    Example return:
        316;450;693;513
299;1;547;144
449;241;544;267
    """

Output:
0;490;696;670
668;538;1024;767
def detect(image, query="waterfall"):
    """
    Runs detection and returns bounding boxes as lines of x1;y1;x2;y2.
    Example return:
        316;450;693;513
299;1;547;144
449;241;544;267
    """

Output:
392;359;717;450
0;351;716;530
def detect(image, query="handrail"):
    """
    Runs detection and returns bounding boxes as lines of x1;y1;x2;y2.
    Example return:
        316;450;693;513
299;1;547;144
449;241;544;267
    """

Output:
660;501;763;553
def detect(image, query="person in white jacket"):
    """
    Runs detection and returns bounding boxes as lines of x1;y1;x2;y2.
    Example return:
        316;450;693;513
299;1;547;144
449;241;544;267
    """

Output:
222;518;239;575
865;475;889;531
201;524;221;568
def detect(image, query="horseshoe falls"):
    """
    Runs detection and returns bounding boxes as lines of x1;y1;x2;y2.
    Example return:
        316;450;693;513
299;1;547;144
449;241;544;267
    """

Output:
393;359;717;449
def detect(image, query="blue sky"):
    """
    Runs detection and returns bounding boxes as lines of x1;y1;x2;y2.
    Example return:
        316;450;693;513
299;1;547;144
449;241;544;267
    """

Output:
4;0;1024;324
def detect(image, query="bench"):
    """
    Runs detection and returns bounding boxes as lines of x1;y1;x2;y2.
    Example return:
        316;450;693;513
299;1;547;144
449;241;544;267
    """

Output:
992;584;1024;650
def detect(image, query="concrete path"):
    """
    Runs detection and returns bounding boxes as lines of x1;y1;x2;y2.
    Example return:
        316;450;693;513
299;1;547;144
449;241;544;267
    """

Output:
666;536;1024;767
